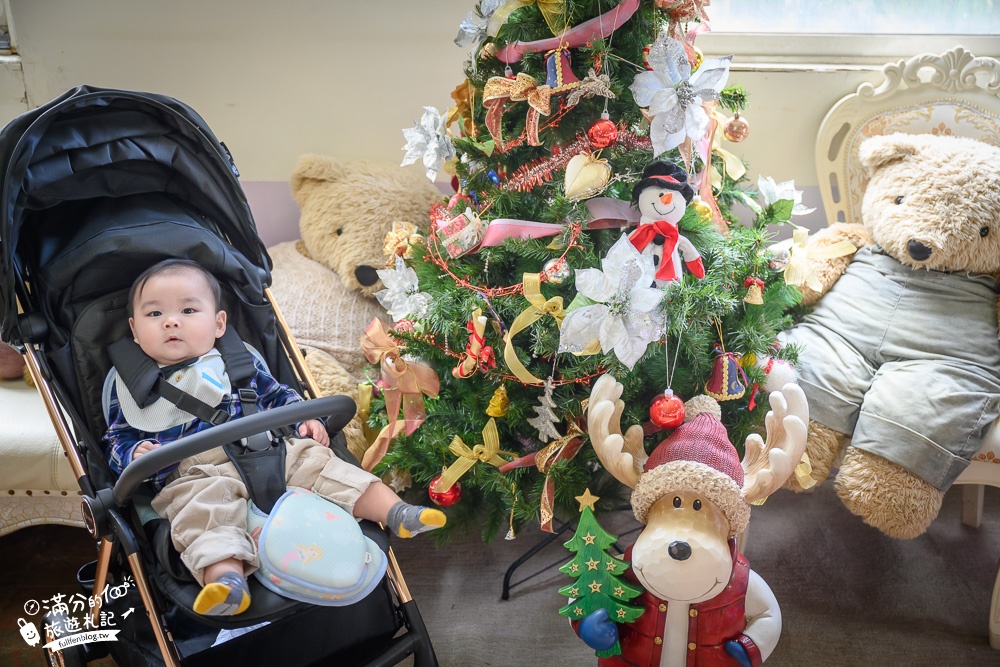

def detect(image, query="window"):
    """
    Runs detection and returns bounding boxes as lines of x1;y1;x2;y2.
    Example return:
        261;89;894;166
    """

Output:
708;0;999;35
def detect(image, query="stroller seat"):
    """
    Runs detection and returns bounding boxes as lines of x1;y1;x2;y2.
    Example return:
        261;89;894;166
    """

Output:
0;86;437;667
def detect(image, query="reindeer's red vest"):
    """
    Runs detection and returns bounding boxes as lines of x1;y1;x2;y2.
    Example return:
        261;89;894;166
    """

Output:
595;545;760;667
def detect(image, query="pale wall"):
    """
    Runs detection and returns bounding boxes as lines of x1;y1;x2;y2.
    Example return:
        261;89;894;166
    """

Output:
1;1;996;243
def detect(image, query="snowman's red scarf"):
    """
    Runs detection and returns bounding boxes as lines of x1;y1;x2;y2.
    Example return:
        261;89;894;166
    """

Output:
629;221;680;281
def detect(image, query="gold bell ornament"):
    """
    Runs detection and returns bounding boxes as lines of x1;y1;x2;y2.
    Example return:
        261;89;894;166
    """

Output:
486;385;510;418
743;277;764;305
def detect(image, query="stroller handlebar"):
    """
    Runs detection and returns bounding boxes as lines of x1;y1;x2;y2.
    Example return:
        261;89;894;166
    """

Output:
112;395;357;506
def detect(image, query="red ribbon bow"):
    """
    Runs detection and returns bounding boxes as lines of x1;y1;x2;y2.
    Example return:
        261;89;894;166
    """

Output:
628;220;680;281
483;73;553;149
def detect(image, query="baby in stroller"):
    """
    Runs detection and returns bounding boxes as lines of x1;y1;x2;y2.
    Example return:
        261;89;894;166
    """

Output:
103;258;445;617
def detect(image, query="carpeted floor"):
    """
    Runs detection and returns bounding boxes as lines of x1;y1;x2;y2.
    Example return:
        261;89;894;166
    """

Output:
2;482;999;666
390;482;1000;667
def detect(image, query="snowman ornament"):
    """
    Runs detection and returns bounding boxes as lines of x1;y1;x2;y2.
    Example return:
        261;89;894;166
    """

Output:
629;162;705;285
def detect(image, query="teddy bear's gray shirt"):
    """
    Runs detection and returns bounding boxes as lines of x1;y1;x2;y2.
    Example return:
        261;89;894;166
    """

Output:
778;246;1000;490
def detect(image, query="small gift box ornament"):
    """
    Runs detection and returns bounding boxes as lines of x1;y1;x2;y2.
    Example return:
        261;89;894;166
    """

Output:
436;207;486;257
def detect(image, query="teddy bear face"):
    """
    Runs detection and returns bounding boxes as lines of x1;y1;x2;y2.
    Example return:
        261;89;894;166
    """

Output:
291;156;442;297
860;134;1000;274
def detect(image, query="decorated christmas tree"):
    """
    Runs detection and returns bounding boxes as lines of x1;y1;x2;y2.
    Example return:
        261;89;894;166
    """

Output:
362;0;810;542
557;489;643;658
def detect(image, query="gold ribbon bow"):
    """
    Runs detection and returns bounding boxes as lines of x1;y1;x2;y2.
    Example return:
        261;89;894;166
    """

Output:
359;318;440;471
777;226;857;293
535;422;585;532
752;451;816;506
503;273;564;385
483;73;553;149
709;108;747;189
436;418;510;492
497;421;585;532
487;0;567;37
678;102;728;235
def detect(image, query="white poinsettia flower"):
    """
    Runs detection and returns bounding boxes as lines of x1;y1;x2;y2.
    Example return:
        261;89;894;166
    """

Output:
757;176;817;216
375;256;432;322
630;33;732;157
455;0;502;47
559;235;666;369
401;106;456;181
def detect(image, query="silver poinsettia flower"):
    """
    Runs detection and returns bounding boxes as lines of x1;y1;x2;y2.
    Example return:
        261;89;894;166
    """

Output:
559;235;666;369
630;33;732;157
375;255;432;322
401;106;455;181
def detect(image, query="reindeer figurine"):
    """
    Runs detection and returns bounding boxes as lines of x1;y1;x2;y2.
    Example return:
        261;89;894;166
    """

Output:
575;375;808;667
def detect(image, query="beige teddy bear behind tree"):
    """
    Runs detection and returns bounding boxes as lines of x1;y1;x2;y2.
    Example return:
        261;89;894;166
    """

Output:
780;133;1000;539
268;155;441;460
780;134;1000;538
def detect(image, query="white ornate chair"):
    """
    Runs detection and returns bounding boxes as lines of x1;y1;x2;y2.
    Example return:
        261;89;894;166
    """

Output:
815;44;1000;649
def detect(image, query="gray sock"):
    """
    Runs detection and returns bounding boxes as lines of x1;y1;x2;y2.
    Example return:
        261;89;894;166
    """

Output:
194;571;251;616
386;501;446;538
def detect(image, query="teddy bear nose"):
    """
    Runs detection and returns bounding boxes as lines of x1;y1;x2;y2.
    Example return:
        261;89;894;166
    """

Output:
355;265;380;287
668;540;692;561
907;239;933;261
659;192;674;206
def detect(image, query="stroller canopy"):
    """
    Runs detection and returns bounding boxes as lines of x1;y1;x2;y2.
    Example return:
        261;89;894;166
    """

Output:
0;85;272;343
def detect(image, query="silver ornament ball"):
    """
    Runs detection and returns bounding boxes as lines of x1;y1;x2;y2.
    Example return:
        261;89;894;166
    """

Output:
543;258;572;284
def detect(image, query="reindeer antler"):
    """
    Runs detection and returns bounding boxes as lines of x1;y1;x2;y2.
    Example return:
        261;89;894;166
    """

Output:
741;383;809;504
587;374;648;489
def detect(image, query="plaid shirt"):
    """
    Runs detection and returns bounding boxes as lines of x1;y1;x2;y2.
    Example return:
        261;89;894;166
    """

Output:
103;357;303;489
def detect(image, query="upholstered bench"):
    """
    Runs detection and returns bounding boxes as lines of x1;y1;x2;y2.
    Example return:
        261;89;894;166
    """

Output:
0;380;83;536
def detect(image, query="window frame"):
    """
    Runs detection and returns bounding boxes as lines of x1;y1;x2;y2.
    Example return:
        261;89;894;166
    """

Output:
697;33;1000;69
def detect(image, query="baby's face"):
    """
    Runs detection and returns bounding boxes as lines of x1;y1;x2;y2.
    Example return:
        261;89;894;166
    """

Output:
129;270;226;366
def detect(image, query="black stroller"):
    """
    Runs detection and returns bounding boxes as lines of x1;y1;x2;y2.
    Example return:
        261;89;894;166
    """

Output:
0;85;438;666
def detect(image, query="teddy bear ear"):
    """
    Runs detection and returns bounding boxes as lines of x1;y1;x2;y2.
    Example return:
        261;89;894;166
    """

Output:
858;134;921;176
289;154;347;204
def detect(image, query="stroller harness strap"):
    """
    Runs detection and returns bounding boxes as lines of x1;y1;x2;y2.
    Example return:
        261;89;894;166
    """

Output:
108;328;261;416
108;328;287;510
107;337;238;427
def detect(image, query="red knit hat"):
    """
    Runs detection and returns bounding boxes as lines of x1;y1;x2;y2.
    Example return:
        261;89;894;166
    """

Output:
631;412;750;536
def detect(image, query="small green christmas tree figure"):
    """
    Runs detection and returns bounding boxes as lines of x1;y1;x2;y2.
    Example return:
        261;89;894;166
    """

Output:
558;489;643;658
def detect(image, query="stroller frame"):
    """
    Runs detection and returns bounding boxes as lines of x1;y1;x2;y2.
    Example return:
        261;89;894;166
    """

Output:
3;86;438;667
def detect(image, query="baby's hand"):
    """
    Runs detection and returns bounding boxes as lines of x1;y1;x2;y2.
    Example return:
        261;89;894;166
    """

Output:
298;419;329;446
132;441;161;459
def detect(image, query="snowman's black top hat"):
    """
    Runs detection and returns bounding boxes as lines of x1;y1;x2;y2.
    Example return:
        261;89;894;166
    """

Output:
630;161;694;207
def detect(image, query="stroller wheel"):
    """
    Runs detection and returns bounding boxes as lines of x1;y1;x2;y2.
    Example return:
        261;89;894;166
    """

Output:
42;611;88;667
44;645;86;667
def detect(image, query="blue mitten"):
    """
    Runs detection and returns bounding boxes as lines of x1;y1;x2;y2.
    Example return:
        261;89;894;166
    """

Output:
724;639;752;667
579;608;619;651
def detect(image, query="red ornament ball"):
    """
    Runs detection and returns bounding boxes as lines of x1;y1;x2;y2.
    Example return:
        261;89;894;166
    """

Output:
649;390;685;430
428;475;462;507
587;117;619;149
448;192;473;213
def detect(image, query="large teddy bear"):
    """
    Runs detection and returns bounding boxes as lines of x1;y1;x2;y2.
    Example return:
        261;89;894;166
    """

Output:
267;155;441;459
780;133;1000;539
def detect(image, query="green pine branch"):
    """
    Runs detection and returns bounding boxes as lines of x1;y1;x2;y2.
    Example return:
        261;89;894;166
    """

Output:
375;0;807;539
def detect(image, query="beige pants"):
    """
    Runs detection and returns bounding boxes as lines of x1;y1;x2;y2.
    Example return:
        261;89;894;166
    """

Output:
150;437;378;585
